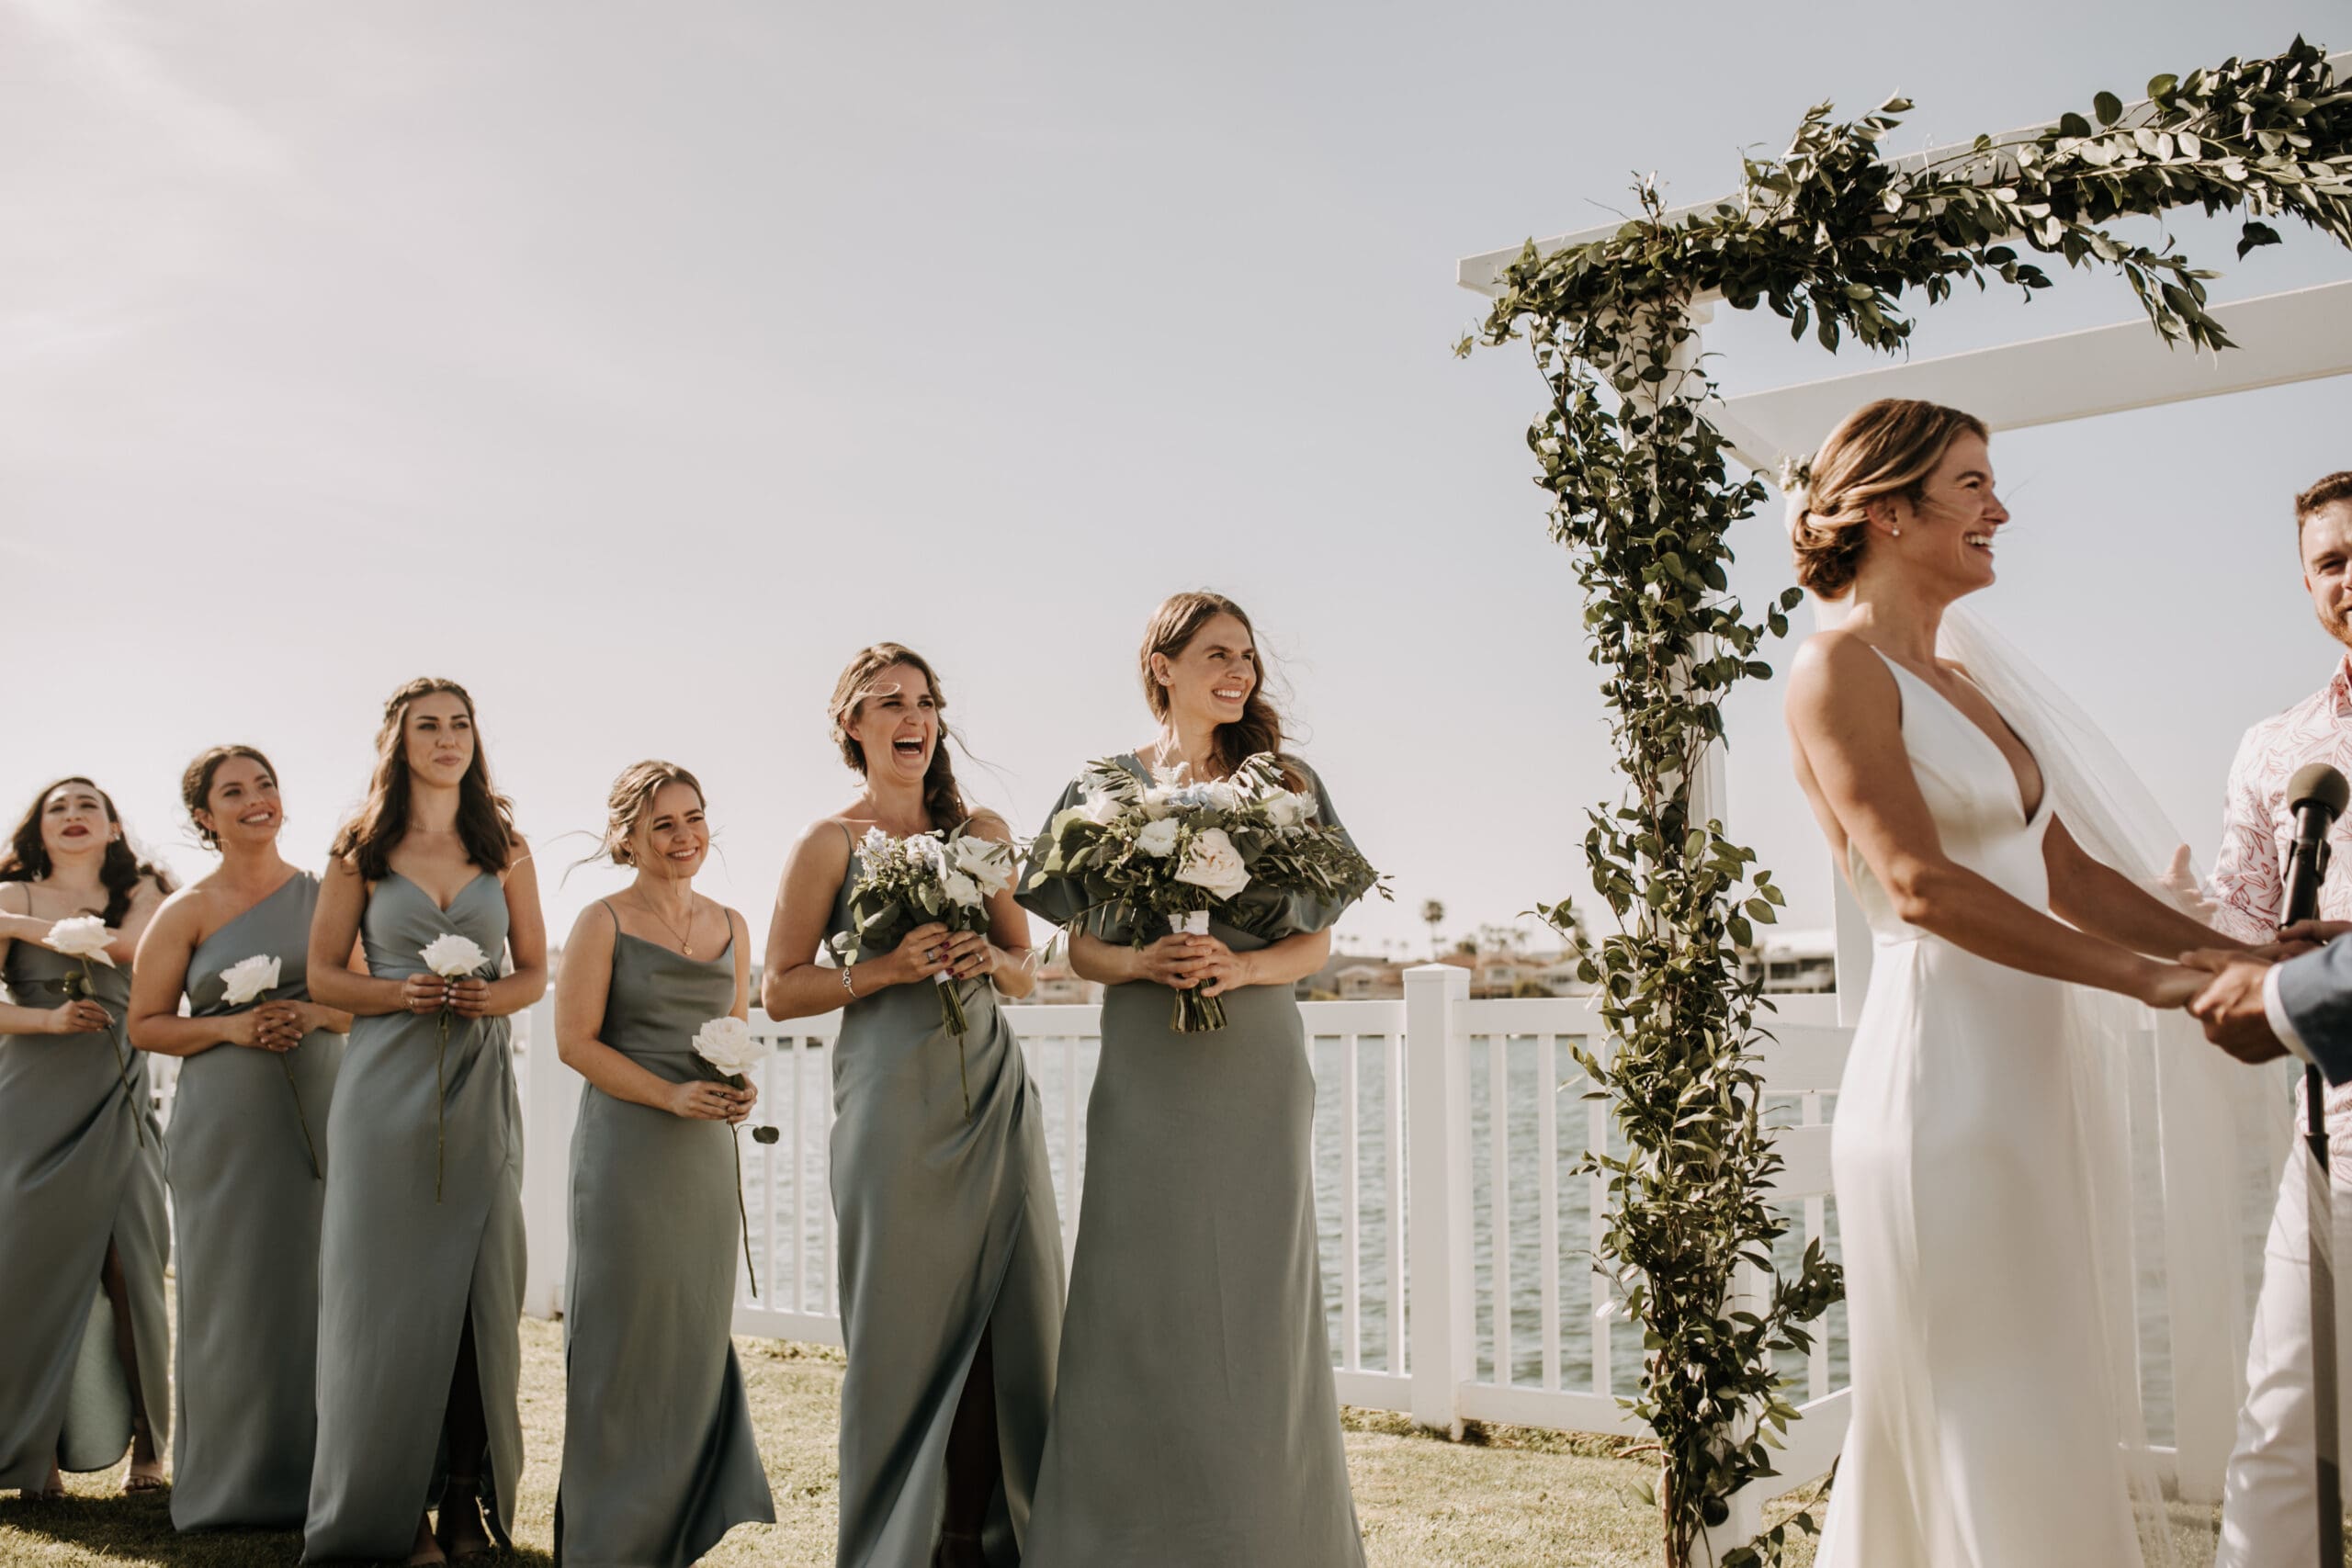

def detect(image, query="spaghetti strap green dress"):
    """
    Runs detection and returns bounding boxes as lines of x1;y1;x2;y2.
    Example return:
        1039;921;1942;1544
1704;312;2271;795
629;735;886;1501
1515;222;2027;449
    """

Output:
556;904;774;1565
829;827;1065;1568
0;940;170;1491
169;871;345;1529
304;872;525;1562
1014;757;1369;1568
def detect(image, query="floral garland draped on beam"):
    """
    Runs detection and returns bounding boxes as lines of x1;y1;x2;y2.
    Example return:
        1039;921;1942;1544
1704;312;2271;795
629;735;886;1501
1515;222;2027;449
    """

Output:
1464;39;2352;1567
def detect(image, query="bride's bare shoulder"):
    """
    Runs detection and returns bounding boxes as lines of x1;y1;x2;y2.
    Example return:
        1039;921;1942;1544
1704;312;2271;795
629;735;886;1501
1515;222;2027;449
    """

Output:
1790;627;1890;683
1788;630;1901;729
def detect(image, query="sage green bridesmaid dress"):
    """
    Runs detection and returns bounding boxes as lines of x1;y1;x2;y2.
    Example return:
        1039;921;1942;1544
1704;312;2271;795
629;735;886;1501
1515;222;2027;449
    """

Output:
168;872;345;1529
304;871;526;1562
555;904;774;1565
1014;757;1369;1568
0;940;171;1492
829;826;1066;1568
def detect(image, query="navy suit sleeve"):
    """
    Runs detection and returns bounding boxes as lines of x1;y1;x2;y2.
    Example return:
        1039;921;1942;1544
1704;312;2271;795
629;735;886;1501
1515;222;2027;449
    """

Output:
2277;935;2352;1085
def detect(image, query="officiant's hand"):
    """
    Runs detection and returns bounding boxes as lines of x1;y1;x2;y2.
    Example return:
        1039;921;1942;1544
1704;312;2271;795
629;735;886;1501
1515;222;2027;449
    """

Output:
2180;949;2292;1065
2157;844;2221;919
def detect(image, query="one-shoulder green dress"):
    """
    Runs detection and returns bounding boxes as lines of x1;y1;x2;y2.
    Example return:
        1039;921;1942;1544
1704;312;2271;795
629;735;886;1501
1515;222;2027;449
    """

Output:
169;872;345;1529
829;828;1065;1568
1014;757;1369;1568
556;905;774;1565
304;872;525;1561
0;940;170;1491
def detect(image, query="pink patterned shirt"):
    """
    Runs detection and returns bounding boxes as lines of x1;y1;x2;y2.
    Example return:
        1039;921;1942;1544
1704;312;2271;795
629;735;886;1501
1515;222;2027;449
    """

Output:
2211;652;2352;1152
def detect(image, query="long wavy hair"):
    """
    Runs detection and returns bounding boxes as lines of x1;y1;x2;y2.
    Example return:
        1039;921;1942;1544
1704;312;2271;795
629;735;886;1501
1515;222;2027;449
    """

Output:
594;761;706;867
329;677;517;882
180;744;278;850
828;644;970;831
0;776;175;926
1139;591;1302;785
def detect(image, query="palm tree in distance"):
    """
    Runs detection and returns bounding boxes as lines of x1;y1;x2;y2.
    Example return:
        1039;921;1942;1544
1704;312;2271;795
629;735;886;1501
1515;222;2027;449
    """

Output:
1419;898;1445;962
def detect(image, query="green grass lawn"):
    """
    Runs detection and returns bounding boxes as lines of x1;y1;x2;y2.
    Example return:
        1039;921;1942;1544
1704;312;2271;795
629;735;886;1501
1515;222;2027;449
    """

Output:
1;1313;2233;1566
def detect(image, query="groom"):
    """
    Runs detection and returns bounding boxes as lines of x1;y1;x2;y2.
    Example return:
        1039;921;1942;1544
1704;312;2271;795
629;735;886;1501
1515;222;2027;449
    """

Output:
2186;469;2352;1567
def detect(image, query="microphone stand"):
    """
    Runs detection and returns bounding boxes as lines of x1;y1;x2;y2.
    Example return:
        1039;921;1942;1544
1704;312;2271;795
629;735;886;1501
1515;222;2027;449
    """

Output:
2285;814;2343;1568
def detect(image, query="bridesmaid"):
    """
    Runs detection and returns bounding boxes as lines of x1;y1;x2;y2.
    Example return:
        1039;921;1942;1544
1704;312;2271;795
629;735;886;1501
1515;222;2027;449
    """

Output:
1016;592;1371;1568
127;745;350;1530
0;777;174;1501
763;643;1064;1568
303;678;546;1566
552;761;775;1564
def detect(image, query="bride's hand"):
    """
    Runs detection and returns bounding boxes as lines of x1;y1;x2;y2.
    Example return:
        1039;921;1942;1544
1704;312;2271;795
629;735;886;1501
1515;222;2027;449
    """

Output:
2134;961;2208;1011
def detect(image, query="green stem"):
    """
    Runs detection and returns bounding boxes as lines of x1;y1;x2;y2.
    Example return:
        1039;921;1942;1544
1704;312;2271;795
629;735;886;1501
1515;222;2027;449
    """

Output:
435;1005;450;1202
729;1076;758;1299
936;977;972;1119
74;964;148;1150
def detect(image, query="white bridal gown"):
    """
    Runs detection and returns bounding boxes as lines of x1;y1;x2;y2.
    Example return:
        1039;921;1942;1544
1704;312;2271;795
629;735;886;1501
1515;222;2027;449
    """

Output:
1817;649;2153;1568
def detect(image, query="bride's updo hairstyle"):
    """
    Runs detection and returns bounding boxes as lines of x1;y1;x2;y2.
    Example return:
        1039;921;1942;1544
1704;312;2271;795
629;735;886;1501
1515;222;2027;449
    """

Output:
828;643;971;831
1792;398;1990;597
1139;591;1304;788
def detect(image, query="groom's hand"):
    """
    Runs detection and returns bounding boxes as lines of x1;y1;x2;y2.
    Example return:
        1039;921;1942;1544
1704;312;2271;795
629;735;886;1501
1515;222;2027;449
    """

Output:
2180;948;2292;1065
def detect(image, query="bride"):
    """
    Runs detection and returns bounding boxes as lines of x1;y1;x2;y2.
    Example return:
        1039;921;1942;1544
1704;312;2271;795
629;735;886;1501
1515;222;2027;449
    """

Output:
1782;398;2245;1564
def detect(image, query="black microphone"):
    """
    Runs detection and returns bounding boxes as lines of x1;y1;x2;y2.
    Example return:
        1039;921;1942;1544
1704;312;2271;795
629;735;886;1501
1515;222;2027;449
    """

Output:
2284;762;2350;927
2281;760;2349;1568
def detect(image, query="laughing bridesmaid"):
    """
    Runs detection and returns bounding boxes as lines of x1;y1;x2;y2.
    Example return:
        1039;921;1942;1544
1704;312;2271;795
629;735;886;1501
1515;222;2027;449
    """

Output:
763;644;1064;1568
553;761;775;1564
304;679;546;1566
0;777;174;1502
127;745;349;1530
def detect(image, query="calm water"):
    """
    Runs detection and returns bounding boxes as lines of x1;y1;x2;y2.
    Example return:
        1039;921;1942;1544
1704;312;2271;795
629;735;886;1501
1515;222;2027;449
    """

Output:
739;1032;2294;1444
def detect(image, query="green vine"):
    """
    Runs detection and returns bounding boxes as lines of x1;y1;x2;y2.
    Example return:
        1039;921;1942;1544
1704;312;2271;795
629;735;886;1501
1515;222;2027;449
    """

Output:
1465;39;2352;1567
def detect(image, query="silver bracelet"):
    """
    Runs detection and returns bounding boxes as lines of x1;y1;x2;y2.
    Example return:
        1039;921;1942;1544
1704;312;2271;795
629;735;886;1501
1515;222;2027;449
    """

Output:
840;962;856;999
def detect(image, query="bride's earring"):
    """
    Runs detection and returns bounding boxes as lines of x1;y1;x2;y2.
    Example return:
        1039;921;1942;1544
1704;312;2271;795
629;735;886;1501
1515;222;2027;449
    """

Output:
1891;527;1902;536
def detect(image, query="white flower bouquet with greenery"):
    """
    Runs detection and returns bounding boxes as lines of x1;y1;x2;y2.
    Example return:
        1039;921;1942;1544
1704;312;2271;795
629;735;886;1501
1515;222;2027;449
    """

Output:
1023;753;1387;1033
827;826;1016;1116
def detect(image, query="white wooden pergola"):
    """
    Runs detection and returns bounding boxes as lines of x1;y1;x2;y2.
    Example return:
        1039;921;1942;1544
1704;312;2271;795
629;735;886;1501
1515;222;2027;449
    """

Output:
1460;77;2352;1549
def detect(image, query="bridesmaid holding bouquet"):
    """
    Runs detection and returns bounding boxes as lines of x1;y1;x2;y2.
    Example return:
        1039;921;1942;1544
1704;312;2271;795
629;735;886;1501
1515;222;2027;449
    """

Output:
552;761;775;1565
1017;592;1372;1568
0;778;174;1501
303;679;546;1566
127;745;349;1530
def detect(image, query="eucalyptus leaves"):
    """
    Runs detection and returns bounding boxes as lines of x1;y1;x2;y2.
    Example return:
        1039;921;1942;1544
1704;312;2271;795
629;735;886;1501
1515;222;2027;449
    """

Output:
1465;39;2352;1568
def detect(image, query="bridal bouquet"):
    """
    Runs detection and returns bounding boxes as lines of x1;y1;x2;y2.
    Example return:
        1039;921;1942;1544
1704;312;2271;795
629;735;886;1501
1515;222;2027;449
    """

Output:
827;826;1017;1117
220;953;322;1179
1023;753;1387;1032
692;1015;771;1298
421;932;488;1201
51;916;146;1148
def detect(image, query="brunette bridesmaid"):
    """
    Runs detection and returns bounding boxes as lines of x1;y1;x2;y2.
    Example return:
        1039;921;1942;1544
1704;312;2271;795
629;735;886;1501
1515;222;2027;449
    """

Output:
303;679;546;1565
127;745;349;1530
553;761;775;1564
0;777;174;1501
763;644;1064;1568
1016;592;1372;1568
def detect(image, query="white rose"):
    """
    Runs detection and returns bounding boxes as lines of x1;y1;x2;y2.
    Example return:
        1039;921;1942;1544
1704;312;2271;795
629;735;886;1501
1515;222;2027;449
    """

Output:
951;836;1014;895
941;868;984;908
693;1014;764;1077
421;933;489;979
220;953;283;1008
1265;790;1317;830
48;915;116;966
1174;828;1250;900
1080;792;1124;827
1136;818;1182;857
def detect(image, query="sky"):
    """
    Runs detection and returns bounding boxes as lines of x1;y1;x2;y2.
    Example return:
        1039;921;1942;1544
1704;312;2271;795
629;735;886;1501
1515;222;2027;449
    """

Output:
6;1;2349;966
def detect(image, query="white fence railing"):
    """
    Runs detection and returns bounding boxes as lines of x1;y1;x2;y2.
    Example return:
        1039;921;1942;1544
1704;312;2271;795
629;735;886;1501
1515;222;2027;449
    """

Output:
508;964;1861;1542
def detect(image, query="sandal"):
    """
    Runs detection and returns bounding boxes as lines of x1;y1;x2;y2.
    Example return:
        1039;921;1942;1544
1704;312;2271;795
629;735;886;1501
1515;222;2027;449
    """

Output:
435;1477;493;1562
122;1461;168;1495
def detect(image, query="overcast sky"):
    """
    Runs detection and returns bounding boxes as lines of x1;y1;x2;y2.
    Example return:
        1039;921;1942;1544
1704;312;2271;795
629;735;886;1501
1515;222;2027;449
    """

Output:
6;1;2348;964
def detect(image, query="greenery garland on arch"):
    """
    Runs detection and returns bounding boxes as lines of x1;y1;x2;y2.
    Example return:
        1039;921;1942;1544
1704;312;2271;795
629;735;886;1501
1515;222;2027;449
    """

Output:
1464;39;2352;1568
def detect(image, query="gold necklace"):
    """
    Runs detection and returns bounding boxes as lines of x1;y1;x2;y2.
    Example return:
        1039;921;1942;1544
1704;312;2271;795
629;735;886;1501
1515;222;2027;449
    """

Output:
639;889;698;957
